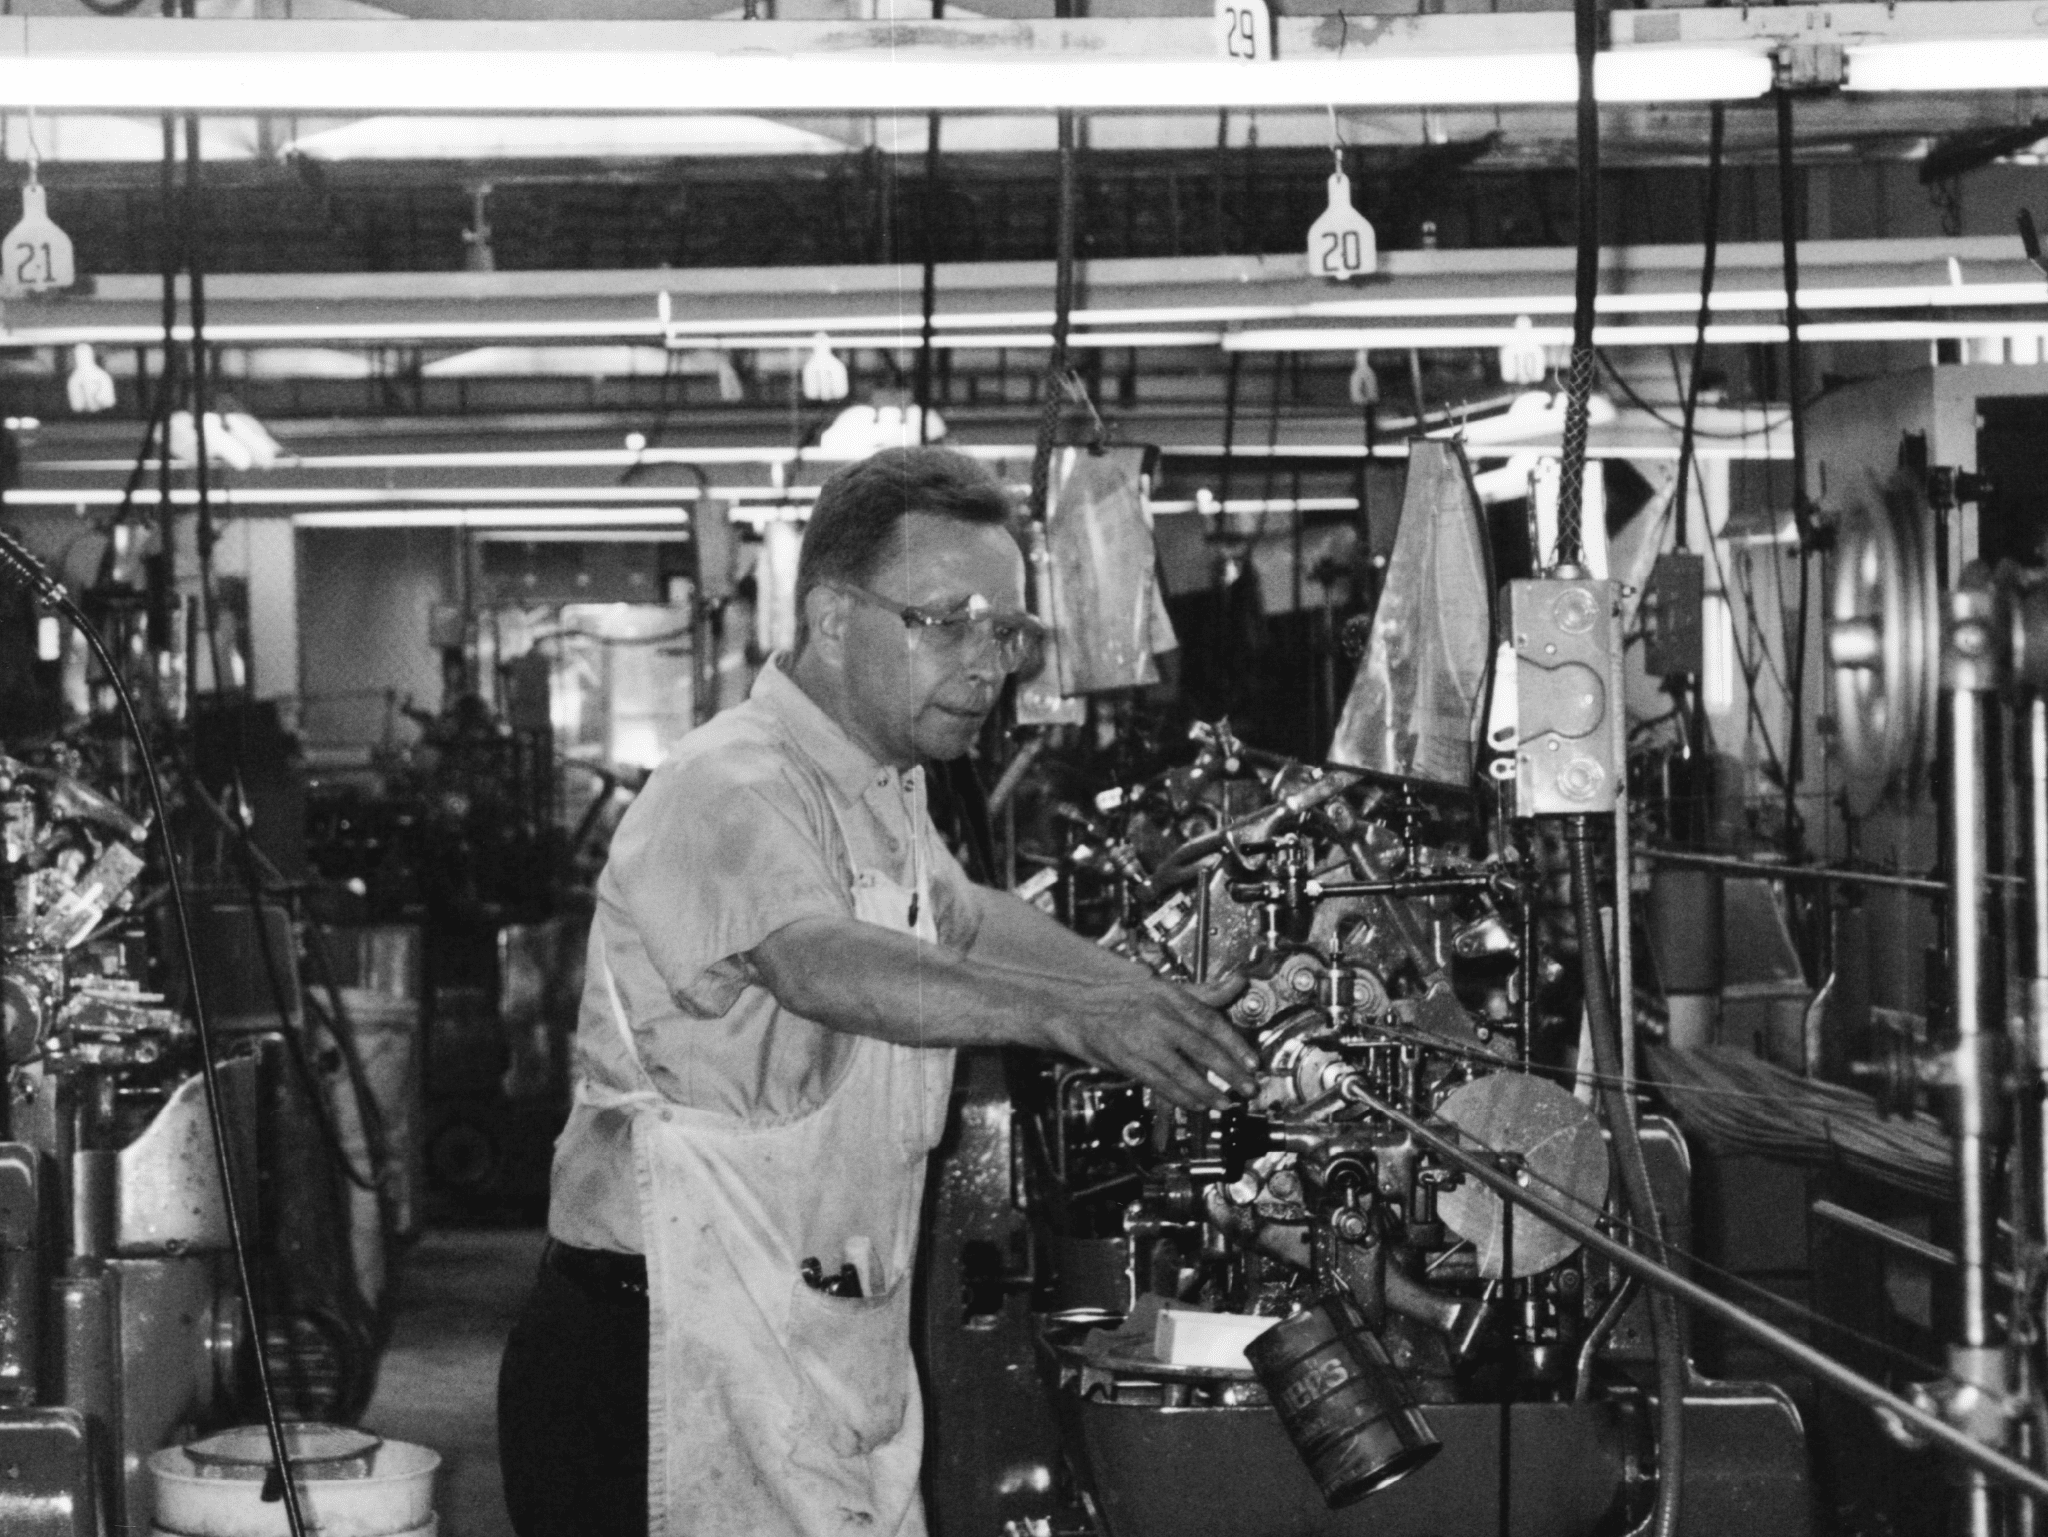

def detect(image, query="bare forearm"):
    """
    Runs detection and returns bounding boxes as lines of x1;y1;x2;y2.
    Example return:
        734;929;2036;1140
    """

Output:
749;913;1258;1110
959;886;1151;985
751;917;1066;1052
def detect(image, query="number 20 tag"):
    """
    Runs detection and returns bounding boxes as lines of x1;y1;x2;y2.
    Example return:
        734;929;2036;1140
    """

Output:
1307;170;1376;282
1214;0;1270;62
2;184;76;296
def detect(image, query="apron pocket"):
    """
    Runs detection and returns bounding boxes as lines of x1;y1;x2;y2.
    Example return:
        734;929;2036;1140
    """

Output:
895;1045;957;1156
785;1270;913;1459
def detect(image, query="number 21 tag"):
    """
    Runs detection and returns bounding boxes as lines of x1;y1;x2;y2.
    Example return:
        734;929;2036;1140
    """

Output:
1214;0;1270;62
2;183;76;296
1307;170;1376;282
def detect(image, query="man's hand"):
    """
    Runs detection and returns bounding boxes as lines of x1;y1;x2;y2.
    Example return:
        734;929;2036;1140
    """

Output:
1039;972;1257;1112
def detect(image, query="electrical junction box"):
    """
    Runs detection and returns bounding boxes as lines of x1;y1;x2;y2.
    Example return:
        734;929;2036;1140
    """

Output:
1502;578;1623;816
1641;552;1705;679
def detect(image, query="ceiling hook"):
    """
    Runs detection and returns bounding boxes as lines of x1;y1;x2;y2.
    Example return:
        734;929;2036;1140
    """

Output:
23;105;44;187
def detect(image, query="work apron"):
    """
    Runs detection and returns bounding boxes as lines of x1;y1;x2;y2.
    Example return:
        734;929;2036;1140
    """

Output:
583;782;955;1537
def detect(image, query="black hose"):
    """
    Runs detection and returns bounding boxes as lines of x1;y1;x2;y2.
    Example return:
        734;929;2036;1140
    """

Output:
1567;816;1683;1537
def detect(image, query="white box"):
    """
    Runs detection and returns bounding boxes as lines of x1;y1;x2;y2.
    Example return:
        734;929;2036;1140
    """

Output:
1153;1308;1278;1370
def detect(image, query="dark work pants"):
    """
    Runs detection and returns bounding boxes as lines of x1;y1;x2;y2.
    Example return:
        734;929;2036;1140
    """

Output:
497;1258;650;1537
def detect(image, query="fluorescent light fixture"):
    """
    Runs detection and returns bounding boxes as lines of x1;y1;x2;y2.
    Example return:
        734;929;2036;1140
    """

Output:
0;17;1770;114
290;509;699;529
1228;319;2048;349
0;53;1774;112
1592;48;1773;102
421;346;676;378
14;275;2040;353
1148;496;1365;515
285;114;848;161
5;487;711;508
1846;38;2048;92
65;345;115;414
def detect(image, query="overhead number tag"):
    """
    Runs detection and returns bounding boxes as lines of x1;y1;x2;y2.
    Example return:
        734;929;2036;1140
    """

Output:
1214;0;1270;62
1307;170;1376;282
3;183;75;295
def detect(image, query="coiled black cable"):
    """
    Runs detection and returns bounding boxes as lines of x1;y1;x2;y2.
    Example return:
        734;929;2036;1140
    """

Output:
1567;815;1682;1537
0;524;312;1537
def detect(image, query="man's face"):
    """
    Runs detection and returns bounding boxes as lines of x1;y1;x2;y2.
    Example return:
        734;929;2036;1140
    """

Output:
831;512;1028;766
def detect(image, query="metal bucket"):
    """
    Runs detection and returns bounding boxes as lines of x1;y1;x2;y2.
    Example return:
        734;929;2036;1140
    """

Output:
1243;1292;1440;1507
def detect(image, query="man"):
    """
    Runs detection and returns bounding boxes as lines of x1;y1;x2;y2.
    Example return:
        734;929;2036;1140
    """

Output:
498;446;1255;1537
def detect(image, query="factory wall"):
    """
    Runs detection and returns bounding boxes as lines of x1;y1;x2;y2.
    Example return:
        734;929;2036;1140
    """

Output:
297;526;455;757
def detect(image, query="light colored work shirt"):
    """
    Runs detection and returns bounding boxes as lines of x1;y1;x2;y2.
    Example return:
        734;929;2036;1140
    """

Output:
548;656;978;1255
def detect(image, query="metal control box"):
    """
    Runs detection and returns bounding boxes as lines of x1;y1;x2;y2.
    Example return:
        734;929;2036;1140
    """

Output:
1506;578;1623;816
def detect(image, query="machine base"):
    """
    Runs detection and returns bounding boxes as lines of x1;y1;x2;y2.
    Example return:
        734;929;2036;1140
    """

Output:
1061;1387;1813;1537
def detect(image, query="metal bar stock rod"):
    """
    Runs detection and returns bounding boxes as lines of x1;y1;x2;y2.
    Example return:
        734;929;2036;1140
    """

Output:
1340;1082;2048;1506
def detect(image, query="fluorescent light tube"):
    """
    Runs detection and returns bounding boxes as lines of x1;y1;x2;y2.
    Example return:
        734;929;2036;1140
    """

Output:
1227;319;2048;349
1846;38;2048;91
0;17;1771;113
0;54;1612;112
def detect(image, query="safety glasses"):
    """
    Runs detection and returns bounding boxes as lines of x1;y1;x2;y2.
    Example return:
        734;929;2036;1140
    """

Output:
834;584;1047;674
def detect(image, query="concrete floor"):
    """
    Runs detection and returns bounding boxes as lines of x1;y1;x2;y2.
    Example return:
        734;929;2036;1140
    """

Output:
360;1228;546;1537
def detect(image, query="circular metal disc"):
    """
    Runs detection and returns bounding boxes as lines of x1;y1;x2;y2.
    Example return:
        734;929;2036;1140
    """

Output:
1433;1072;1610;1278
1828;470;1939;816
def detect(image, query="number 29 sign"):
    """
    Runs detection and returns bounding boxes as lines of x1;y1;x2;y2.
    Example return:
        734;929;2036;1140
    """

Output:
1307;170;1377;282
1214;0;1270;62
3;184;76;296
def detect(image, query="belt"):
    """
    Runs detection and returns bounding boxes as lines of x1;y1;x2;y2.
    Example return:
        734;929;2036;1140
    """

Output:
543;1238;648;1301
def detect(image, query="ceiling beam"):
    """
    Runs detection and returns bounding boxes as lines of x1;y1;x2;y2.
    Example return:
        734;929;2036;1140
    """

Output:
4;239;2039;352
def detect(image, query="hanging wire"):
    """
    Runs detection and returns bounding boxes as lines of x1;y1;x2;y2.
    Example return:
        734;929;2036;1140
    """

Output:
1673;104;1727;550
21;105;45;181
1551;0;1602;571
155;112;180;669
1598;352;1784;441
1775;83;1817;860
1028;110;1079;524
183;111;231;698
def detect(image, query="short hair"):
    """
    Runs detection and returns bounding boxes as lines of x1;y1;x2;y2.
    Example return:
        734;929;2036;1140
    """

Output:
794;447;1022;642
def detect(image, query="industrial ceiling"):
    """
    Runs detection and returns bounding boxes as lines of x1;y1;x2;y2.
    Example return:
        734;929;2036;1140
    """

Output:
0;0;2044;520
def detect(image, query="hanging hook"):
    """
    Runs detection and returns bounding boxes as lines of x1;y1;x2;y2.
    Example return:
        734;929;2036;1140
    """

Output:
1059;368;1108;453
22;105;44;187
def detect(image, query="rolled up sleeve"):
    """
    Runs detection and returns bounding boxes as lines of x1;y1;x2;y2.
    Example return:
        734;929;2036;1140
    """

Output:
602;767;849;1019
924;835;985;954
